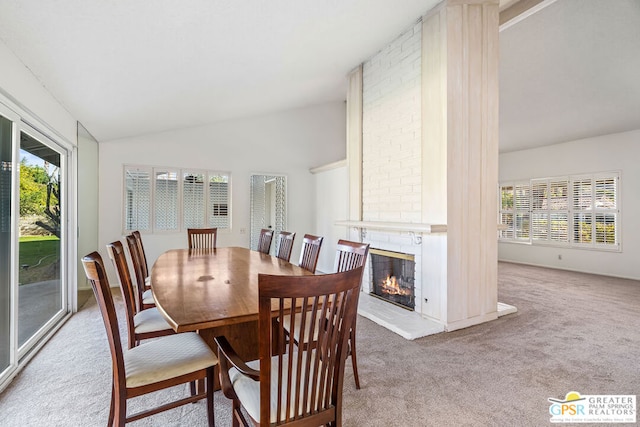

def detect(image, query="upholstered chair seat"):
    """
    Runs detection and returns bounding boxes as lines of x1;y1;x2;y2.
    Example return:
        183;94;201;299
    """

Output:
133;307;172;335
125;332;217;388
229;352;319;424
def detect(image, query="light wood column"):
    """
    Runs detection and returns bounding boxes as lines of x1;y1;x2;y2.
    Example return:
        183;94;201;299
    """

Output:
422;0;499;331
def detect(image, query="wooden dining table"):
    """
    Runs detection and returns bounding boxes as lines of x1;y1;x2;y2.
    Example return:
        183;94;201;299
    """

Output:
151;246;313;363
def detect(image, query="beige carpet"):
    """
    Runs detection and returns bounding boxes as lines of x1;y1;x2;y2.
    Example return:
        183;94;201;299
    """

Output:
1;262;638;426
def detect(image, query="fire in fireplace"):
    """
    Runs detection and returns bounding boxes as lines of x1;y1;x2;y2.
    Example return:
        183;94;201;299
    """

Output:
369;248;415;310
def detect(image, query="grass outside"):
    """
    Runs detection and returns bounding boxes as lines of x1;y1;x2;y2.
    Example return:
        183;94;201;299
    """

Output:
19;236;60;285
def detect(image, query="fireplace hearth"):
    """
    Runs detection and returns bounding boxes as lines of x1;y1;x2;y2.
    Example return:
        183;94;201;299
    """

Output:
369;248;416;310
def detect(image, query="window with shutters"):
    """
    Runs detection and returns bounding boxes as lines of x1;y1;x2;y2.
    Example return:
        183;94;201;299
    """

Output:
123;165;231;233
531;178;569;243
572;174;618;247
499;182;530;241
209;174;230;228
183;171;205;229
154;169;179;231
125;166;152;231
499;172;619;250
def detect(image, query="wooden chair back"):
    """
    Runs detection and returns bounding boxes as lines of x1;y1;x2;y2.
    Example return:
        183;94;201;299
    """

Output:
131;230;149;280
106;240;139;349
334;239;370;273
259;267;363;425
333;239;369;389
275;231;296;262
298;234;323;273
125;234;147;311
188;228;217;250
81;252;127;393
257;228;274;254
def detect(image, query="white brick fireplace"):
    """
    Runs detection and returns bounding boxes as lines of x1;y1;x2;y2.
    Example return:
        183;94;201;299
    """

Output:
337;221;447;339
339;0;512;338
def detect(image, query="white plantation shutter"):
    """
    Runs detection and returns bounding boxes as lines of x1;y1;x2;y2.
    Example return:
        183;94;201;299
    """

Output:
549;180;569;242
499;185;514;239
590;176;618;246
123;165;231;234
571;178;592;244
531;180;548;241
209;174;229;228
514;183;530;240
183;171;205;229
124;166;151;231
531;178;568;243
154;169;179;231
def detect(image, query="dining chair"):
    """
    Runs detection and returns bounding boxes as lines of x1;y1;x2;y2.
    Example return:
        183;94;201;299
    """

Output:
215;266;363;427
131;230;150;290
125;234;155;311
107;240;175;349
297;234;323;273
256;228;274;254
81;251;217;427
275;231;295;262
284;239;369;389
334;240;370;389
188;228;218;250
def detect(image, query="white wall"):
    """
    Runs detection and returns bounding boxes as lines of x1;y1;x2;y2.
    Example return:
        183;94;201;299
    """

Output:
77;124;99;290
499;129;640;279
0;40;76;143
98;102;346;275
313;162;349;273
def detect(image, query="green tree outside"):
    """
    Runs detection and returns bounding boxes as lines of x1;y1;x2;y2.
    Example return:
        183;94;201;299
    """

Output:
19;158;49;216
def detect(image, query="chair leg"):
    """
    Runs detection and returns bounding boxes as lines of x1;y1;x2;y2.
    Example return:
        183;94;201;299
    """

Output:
207;367;215;427
115;392;127;427
232;400;241;427
349;326;360;389
108;381;115;426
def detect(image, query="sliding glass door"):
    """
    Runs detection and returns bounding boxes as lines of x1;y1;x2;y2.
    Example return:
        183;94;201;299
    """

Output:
17;131;65;349
0;103;70;389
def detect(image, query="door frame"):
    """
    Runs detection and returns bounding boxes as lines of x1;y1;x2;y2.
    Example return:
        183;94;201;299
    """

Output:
0;96;77;392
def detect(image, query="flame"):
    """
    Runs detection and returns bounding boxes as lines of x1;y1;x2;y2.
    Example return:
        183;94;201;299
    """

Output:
380;275;411;296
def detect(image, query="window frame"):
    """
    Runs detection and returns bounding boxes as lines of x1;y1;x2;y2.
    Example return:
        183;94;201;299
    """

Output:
498;171;620;252
499;181;531;243
123;164;231;234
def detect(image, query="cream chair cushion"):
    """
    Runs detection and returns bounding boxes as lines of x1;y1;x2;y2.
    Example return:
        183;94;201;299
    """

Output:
142;288;155;305
133;307;172;334
125;332;217;388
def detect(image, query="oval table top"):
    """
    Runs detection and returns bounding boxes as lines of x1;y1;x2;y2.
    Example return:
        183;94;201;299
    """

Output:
151;247;313;332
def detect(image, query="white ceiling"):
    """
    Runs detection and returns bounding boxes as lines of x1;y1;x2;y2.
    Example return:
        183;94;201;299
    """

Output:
0;0;639;152
500;0;640;152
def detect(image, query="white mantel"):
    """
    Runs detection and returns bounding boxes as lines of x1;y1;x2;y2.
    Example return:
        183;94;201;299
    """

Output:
334;220;447;234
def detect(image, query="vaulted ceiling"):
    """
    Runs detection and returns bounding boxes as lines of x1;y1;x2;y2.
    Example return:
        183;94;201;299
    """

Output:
0;0;638;152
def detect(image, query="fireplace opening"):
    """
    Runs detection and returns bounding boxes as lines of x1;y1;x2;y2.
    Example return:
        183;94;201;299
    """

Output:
369;248;415;311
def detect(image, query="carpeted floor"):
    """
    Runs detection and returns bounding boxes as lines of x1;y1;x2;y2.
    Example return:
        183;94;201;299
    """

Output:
0;262;638;426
